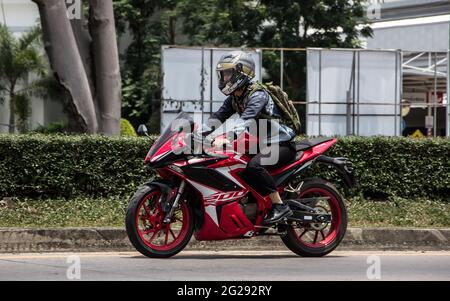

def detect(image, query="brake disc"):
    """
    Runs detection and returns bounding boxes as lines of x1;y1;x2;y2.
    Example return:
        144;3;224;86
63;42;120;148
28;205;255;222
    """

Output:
310;206;329;231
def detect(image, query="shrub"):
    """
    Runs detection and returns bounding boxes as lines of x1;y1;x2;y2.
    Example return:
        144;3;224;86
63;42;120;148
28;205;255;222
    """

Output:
0;135;448;199
308;136;450;199
120;118;137;137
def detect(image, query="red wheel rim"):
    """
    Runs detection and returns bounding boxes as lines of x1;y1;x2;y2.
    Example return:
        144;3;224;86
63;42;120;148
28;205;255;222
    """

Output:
292;187;342;248
135;190;190;251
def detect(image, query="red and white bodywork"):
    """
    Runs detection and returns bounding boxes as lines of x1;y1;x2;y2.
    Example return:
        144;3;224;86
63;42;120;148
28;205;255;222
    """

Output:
142;113;338;241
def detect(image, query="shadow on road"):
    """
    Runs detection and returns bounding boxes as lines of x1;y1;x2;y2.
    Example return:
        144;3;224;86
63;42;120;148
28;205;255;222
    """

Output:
127;254;344;260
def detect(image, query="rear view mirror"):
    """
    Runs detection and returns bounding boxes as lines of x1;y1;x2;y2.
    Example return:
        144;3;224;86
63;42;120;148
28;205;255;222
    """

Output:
137;124;149;137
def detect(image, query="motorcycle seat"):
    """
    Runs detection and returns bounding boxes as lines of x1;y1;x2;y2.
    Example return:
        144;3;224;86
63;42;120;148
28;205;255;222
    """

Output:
267;137;334;173
294;137;334;151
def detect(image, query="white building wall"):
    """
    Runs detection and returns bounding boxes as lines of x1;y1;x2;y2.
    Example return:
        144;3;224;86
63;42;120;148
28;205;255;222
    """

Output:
0;0;39;32
366;15;450;52
0;0;66;133
0;96;10;132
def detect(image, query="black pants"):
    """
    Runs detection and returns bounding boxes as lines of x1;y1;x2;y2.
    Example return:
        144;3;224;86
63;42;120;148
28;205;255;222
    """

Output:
244;141;297;196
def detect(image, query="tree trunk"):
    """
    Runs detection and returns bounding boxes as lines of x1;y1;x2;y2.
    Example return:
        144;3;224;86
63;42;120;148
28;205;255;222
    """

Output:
32;0;98;134
70;0;97;109
8;89;14;134
169;17;176;45
70;2;103;131
89;0;121;135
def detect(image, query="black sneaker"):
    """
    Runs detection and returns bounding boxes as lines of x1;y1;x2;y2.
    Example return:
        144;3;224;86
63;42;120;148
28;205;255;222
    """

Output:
264;203;293;225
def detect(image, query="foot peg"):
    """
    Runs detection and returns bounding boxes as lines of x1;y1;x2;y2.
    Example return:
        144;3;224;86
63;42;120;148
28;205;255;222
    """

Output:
263;208;293;225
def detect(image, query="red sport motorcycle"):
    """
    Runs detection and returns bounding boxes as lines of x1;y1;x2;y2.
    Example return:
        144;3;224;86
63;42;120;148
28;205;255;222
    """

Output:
125;112;357;258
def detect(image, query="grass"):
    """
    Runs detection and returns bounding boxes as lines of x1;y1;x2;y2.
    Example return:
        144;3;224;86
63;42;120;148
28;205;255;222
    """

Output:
0;195;449;228
0;196;128;228
347;196;450;228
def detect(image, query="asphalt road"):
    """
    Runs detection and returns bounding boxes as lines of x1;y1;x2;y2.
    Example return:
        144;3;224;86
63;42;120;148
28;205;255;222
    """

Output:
0;250;449;281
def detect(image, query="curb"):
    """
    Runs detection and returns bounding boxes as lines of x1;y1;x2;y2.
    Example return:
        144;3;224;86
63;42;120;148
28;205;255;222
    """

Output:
0;227;449;253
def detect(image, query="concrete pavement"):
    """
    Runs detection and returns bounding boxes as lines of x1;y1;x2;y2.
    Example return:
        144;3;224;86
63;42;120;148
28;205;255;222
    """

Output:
0;250;449;281
1;227;450;253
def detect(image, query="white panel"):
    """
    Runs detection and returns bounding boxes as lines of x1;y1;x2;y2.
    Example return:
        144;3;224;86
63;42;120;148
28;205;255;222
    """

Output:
320;51;355;103
306;115;319;136
359;51;398;104
308;103;348;115
308;103;318;115
161;47;262;132
306;49;320;105
357;51;400;136
358;116;397;136
320;116;347;136
357;104;395;115
307;115;347;137
307;49;401;137
162;47;208;102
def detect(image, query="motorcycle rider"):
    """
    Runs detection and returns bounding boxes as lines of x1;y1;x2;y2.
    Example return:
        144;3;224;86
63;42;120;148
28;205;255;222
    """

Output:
203;51;296;224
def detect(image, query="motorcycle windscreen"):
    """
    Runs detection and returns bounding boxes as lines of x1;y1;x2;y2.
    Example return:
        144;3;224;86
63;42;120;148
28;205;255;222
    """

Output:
147;112;194;158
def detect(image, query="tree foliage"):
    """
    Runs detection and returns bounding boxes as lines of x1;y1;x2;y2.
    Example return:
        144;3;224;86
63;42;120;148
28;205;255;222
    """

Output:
114;0;373;133
114;0;177;133
0;25;46;133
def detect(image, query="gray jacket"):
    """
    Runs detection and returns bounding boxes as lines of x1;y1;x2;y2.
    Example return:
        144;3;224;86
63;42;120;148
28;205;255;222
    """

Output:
206;84;295;144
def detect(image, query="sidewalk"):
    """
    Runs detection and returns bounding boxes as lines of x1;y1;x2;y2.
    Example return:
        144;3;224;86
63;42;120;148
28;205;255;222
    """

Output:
0;227;449;253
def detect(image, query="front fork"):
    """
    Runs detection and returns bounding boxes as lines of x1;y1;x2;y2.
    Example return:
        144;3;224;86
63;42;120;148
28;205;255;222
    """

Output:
162;180;186;224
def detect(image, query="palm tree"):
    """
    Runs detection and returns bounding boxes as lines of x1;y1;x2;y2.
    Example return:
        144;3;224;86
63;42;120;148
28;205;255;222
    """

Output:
0;24;46;133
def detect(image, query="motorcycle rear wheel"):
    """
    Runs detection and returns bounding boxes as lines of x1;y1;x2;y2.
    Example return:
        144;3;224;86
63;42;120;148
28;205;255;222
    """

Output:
281;178;348;257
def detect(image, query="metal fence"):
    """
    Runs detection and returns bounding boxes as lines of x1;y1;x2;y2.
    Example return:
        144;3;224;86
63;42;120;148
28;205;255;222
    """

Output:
161;46;449;137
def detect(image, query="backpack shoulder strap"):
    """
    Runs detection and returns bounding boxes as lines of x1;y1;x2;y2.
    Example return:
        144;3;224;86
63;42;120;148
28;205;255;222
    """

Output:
247;81;267;97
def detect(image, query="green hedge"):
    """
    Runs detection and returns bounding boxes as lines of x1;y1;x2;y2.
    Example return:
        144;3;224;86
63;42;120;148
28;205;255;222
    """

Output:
0;134;150;198
0;134;449;199
314;136;450;199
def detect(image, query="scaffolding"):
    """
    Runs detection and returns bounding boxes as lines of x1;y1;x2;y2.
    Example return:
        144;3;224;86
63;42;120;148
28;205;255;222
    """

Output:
402;51;448;137
161;45;449;137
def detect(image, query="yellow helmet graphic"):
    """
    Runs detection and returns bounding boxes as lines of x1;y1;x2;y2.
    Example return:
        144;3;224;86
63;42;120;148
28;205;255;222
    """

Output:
216;51;255;95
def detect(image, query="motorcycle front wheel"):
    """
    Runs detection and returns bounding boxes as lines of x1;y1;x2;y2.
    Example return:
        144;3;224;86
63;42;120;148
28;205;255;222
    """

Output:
125;185;194;258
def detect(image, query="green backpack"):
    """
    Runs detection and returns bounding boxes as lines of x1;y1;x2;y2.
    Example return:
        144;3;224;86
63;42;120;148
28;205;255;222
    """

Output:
247;81;302;135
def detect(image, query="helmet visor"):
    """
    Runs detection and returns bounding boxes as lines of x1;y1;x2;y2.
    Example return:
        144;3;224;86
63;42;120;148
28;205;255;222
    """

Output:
217;69;234;83
217;68;235;91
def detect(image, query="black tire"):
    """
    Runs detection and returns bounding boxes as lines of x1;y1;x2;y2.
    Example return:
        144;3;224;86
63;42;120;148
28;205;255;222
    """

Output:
125;185;194;258
281;178;348;257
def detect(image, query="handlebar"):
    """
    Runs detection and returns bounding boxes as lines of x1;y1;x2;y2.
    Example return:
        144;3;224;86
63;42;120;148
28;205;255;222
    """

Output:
173;124;260;158
174;131;232;157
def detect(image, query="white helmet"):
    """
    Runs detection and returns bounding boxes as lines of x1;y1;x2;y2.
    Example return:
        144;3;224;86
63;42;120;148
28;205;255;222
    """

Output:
216;51;255;95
